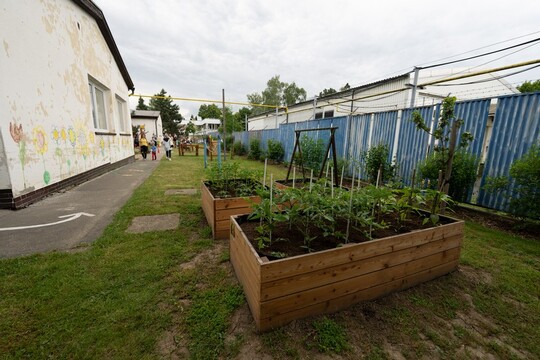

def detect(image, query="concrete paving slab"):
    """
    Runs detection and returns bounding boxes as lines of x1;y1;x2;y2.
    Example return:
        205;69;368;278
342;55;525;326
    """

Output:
126;214;180;233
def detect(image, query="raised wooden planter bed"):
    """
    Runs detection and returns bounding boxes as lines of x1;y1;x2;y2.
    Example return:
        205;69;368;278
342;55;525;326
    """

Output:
229;214;464;331
201;180;262;240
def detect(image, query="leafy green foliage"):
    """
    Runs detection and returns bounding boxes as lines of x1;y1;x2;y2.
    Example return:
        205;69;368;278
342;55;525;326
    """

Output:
517;80;540;93
319;88;337;97
363;144;395;185
198;103;222;119
419;151;478;202
233;141;247;156
205;161;262;198
148;89;183;136
247;75;307;115
136;96;148;110
248;138;262;160
266;139;284;162
297;135;325;173
509;144;540;219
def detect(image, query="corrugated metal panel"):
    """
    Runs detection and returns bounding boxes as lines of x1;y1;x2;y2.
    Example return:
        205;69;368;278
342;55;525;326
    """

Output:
346;114;372;179
396;105;440;185
477;93;540;211
371;110;399;162
454;99;491;157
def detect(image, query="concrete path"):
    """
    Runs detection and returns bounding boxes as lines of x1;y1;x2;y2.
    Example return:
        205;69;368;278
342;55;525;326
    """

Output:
0;152;163;258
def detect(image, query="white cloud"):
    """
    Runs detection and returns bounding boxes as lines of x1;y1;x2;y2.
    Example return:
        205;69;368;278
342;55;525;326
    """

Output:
95;0;540;117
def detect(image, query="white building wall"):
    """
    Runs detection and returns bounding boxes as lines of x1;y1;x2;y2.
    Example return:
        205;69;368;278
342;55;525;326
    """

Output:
0;0;133;198
248;76;410;130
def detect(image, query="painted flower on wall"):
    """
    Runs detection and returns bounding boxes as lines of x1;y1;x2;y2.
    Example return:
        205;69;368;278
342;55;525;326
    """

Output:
61;128;67;142
68;127;76;147
10;122;23;143
32;126;48;155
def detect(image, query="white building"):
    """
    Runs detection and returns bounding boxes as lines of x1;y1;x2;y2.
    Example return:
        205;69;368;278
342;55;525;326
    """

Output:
180;117;221;136
0;0;134;209
131;110;163;140
248;68;519;130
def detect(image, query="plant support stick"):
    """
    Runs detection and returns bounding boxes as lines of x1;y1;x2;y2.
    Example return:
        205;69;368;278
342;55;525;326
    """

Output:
263;158;268;188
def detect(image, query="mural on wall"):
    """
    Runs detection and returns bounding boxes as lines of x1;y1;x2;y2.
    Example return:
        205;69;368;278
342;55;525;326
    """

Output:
32;125;50;184
8;119;132;191
9;122;27;188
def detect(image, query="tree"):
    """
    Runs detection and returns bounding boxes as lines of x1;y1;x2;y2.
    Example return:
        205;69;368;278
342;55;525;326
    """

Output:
148;89;183;136
185;121;197;137
411;96;474;203
247;75;307;115
233;107;252;131
136;96;148;110
517;80;540;93
198;104;222;119
340;83;351;91
319;88;337;97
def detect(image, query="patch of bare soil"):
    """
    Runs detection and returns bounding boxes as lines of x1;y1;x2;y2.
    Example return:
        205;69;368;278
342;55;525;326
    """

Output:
451;205;540;240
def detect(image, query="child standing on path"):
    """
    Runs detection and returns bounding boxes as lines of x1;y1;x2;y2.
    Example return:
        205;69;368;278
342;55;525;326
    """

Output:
151;141;157;160
162;135;172;161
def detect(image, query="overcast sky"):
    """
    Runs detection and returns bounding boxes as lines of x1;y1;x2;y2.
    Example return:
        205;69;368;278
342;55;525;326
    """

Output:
94;0;540;118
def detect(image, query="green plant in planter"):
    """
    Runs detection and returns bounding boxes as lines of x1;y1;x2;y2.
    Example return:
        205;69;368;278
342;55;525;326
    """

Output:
206;161;262;198
362;143;395;185
248;191;288;249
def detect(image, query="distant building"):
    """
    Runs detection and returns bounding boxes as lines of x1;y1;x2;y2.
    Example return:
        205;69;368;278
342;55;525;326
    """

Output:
248;68;518;130
131;110;163;140
180;117;221;136
0;0;134;209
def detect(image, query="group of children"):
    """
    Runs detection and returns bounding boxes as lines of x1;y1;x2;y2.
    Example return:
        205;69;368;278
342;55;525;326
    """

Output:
139;132;172;161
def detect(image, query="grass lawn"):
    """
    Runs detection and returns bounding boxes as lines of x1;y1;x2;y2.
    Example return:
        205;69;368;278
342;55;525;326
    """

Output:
0;152;538;359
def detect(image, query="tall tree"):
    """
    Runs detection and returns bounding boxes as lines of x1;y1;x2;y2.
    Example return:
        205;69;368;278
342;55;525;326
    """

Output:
148;89;183;136
247;75;306;115
319;88;337;97
517;80;540;93
233;107;252;131
340;83;351;91
136;96;148;110
198;104;222;119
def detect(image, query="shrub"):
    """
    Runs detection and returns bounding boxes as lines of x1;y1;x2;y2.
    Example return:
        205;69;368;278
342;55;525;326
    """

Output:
248;138;262;160
267;139;284;162
297;135;325;173
508;143;540;219
362;144;394;185
224;135;235;151
419;150;478;202
233;141;247;156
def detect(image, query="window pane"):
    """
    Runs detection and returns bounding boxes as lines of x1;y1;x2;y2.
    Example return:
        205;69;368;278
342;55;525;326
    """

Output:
95;87;107;129
117;99;125;132
89;84;98;128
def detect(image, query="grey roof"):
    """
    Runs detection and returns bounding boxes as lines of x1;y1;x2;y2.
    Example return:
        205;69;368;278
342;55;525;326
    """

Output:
131;110;161;118
72;0;134;91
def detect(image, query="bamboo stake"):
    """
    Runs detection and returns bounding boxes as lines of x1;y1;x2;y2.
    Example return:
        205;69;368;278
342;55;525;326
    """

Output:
346;168;356;242
340;166;345;188
331;167;334;198
270;173;273;244
370;167;383;238
309;169;314;192
292;166;296;189
263;158;268;187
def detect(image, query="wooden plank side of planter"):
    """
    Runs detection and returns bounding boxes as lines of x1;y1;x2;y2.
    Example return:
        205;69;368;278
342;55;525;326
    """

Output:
214;196;261;239
259;247;461;318
260;234;462;301
258;259;459;331
230;218;262;324
201;181;216;237
260;220;464;283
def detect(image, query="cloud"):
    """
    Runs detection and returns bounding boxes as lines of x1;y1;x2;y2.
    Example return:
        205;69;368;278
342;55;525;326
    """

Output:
95;0;540;117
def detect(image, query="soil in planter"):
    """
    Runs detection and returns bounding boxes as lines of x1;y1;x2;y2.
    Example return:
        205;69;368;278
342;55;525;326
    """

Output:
239;212;454;260
205;179;262;198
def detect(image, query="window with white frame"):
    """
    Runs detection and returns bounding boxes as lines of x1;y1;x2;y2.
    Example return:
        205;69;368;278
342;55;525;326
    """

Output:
88;79;108;130
116;96;127;133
